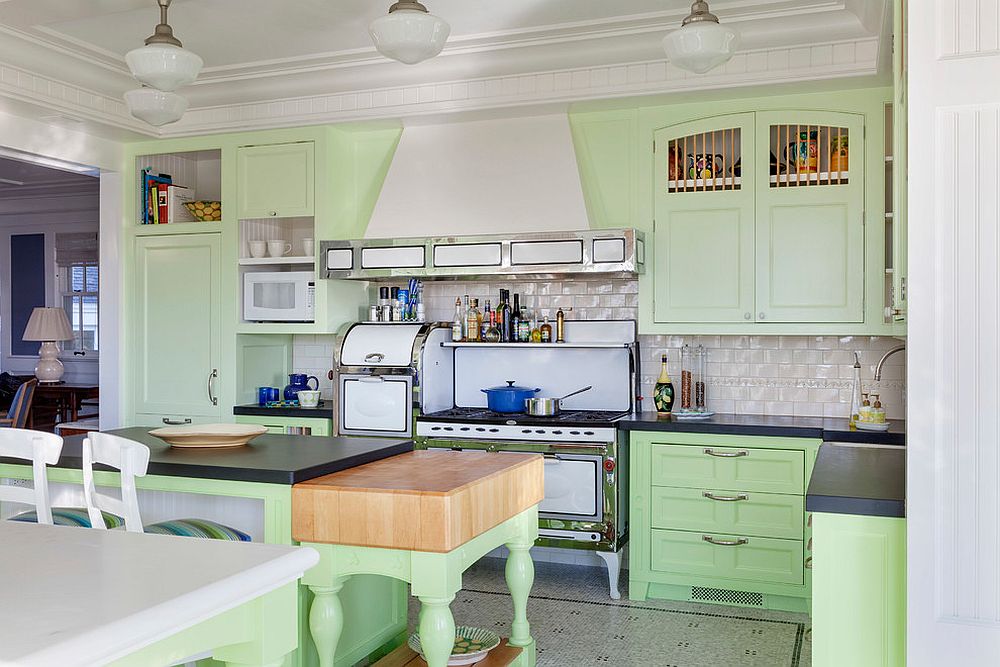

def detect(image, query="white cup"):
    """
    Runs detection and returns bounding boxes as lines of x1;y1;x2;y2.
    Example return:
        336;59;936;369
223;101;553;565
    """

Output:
249;241;267;258
267;240;292;257
302;238;315;257
297;390;321;408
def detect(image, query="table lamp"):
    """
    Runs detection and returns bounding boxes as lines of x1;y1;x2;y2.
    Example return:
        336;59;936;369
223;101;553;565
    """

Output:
22;307;75;383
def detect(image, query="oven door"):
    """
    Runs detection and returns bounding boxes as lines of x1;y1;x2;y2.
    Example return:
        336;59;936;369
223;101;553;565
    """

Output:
339;374;412;437
539;453;603;523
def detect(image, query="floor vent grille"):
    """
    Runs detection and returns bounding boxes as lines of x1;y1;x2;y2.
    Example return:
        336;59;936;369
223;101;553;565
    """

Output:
690;586;764;607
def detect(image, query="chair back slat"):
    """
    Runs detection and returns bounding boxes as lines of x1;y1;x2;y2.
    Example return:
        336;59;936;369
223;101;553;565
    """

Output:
82;432;149;533
6;379;37;429
0;428;63;524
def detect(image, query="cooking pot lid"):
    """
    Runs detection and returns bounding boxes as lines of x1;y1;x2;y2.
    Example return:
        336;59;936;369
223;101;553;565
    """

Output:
484;380;537;392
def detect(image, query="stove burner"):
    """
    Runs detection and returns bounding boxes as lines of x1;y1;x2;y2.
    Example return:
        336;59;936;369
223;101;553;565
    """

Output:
420;407;629;425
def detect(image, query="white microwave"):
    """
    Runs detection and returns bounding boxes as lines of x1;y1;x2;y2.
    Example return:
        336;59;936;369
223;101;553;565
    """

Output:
243;271;315;322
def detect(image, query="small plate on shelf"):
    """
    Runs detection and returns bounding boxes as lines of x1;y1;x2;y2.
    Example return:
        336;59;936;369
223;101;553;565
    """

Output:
407;626;501;665
148;423;268;448
855;421;891;432
673;410;715;421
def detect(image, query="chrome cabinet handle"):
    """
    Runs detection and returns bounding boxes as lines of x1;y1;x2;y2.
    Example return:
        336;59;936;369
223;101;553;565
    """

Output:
703;535;748;547
703;491;748;502
703;448;749;458
364;352;385;362
162;418;192;425
804;556;813;569
208;369;218;406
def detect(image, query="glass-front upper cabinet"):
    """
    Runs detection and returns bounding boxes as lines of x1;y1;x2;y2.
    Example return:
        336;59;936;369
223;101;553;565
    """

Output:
755;111;865;323
654;113;755;324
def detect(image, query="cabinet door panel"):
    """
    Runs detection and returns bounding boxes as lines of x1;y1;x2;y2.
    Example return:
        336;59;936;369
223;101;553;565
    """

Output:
653;113;755;323
134;234;221;417
650;529;804;585
651;486;804;540
756;112;865;322
237;142;314;219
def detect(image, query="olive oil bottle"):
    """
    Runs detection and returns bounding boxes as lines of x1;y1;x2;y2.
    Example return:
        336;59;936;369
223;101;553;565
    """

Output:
653;354;675;415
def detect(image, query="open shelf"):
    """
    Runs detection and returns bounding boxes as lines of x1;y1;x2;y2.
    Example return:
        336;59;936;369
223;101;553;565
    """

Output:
133;220;223;236
442;341;629;349
238;256;314;266
136;149;222;226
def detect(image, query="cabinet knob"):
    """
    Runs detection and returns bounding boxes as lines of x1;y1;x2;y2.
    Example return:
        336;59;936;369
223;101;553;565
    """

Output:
268;210;278;217
744;312;751;320
758;312;766;320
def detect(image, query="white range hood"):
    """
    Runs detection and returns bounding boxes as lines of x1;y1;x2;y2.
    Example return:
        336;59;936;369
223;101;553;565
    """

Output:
365;114;591;239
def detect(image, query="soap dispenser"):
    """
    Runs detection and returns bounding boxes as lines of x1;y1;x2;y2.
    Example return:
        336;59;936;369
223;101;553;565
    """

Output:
872;394;886;424
859;393;872;423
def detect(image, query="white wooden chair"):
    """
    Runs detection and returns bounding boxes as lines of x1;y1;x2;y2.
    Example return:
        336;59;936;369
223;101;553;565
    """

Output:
0;428;62;525
82;432;251;541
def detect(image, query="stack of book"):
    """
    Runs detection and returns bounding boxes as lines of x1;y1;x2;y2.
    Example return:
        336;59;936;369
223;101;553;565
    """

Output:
139;167;196;224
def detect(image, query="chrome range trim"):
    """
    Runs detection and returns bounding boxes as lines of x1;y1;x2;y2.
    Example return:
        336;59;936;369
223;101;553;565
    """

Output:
321;228;644;281
415;421;618;443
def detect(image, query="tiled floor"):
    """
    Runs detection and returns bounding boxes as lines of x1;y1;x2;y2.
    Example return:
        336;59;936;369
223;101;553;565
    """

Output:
403;558;812;667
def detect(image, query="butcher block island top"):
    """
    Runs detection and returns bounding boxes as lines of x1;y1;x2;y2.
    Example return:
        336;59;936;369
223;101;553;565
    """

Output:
292;450;544;552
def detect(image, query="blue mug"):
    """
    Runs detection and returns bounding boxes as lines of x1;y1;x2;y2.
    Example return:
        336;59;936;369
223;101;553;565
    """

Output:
257;386;280;406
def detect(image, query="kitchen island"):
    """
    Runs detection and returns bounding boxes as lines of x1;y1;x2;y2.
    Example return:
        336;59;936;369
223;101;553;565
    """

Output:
0;428;414;667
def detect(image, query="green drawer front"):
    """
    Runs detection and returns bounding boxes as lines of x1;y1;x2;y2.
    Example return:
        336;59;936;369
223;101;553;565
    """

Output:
651;487;804;540
650;444;805;495
650;529;804;585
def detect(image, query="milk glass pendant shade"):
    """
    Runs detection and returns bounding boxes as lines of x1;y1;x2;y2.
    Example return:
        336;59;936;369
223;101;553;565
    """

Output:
370;1;450;65
663;1;738;74
124;88;188;126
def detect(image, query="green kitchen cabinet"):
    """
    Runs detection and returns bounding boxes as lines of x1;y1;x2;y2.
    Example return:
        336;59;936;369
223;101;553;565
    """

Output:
629;430;819;612
755;111;866;323
237;141;315;219
652;113;756;323
812;512;906;667
132;233;223;424
235;415;332;436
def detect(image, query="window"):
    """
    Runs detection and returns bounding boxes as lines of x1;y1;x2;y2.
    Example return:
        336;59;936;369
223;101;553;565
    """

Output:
55;232;99;355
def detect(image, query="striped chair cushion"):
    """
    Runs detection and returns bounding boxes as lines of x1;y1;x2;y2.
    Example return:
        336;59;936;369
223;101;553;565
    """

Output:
144;518;251;542
9;507;125;529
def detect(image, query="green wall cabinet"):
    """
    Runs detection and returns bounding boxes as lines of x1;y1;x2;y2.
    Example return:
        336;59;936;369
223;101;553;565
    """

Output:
132;233;223;425
811;512;906;667
629;431;819;612
237;141;315;219
652;109;866;326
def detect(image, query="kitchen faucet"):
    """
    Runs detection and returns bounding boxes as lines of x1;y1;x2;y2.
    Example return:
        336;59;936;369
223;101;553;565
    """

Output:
874;344;906;381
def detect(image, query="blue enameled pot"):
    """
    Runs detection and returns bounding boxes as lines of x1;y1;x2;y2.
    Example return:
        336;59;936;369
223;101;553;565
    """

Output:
481;381;540;413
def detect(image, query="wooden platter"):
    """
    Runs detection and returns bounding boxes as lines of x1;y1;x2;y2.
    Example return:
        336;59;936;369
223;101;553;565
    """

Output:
292;450;544;552
148;423;268;449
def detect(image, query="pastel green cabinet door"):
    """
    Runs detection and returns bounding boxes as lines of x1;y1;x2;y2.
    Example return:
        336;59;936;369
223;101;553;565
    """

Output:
653;113;755;323
237;142;315;218
755;111;865;323
133;234;221;418
651;486;804;540
812;513;906;667
650;443;805;495
650;529;804;585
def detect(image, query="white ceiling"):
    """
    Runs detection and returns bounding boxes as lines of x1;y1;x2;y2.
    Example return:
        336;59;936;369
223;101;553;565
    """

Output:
0;0;891;137
0;155;98;198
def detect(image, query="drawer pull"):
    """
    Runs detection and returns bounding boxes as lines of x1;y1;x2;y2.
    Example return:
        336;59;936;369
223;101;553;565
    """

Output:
702;535;748;547
703;448;749;458
805;556;813;569
162;418;192;425
703;491;748;502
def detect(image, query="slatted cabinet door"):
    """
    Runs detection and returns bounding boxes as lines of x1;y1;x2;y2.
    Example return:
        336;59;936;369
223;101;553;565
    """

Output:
754;111;866;323
653;113;756;323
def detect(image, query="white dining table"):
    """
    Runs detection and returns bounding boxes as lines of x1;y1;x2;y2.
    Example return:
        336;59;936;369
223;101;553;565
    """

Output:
0;520;319;666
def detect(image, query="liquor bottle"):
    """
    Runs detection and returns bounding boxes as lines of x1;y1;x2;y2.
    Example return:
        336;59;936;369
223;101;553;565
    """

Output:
451;298;464;341
511;293;521;342
555;307;565;343
517;301;531;342
539;316;553;343
530;315;541;342
482;300;492;339
653;354;675;415
466;298;482;342
462;294;470;339
484;310;502;343
497;289;510;342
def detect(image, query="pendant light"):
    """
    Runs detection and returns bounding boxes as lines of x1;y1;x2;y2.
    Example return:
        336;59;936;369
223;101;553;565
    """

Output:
662;1;738;74
369;1;450;65
124;0;201;126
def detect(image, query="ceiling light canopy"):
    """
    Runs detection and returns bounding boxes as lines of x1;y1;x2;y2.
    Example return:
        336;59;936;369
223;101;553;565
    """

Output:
662;1;738;75
370;1;450;65
124;0;201;126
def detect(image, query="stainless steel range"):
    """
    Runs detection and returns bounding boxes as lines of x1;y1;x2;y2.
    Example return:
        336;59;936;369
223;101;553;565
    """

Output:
415;320;639;599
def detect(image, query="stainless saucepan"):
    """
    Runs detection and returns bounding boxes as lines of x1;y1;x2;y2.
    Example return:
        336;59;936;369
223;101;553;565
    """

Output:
524;386;593;417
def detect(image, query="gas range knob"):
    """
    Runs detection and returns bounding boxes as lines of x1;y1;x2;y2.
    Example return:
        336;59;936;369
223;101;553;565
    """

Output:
444;426;453;431
584;430;594;436
570;430;580;435
460;427;470;431
535;429;544;434
476;427;486;432
521;429;532;434
489;428;499;433
552;430;563;435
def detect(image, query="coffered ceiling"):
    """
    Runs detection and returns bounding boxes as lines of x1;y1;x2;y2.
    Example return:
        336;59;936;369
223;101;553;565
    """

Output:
0;0;891;138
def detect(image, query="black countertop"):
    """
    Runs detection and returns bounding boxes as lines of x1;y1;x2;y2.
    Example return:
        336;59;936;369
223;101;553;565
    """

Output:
233;403;334;419
618;412;905;446
10;427;412;485
806;443;905;518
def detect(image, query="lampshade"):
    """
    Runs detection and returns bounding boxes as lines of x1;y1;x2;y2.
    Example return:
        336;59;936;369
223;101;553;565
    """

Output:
126;43;203;92
23;307;74;342
124;88;188;126
662;1;738;74
370;1;450;65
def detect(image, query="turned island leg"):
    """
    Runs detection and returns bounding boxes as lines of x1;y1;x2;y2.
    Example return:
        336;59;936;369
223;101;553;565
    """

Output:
417;595;456;667
308;576;349;667
504;537;535;649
